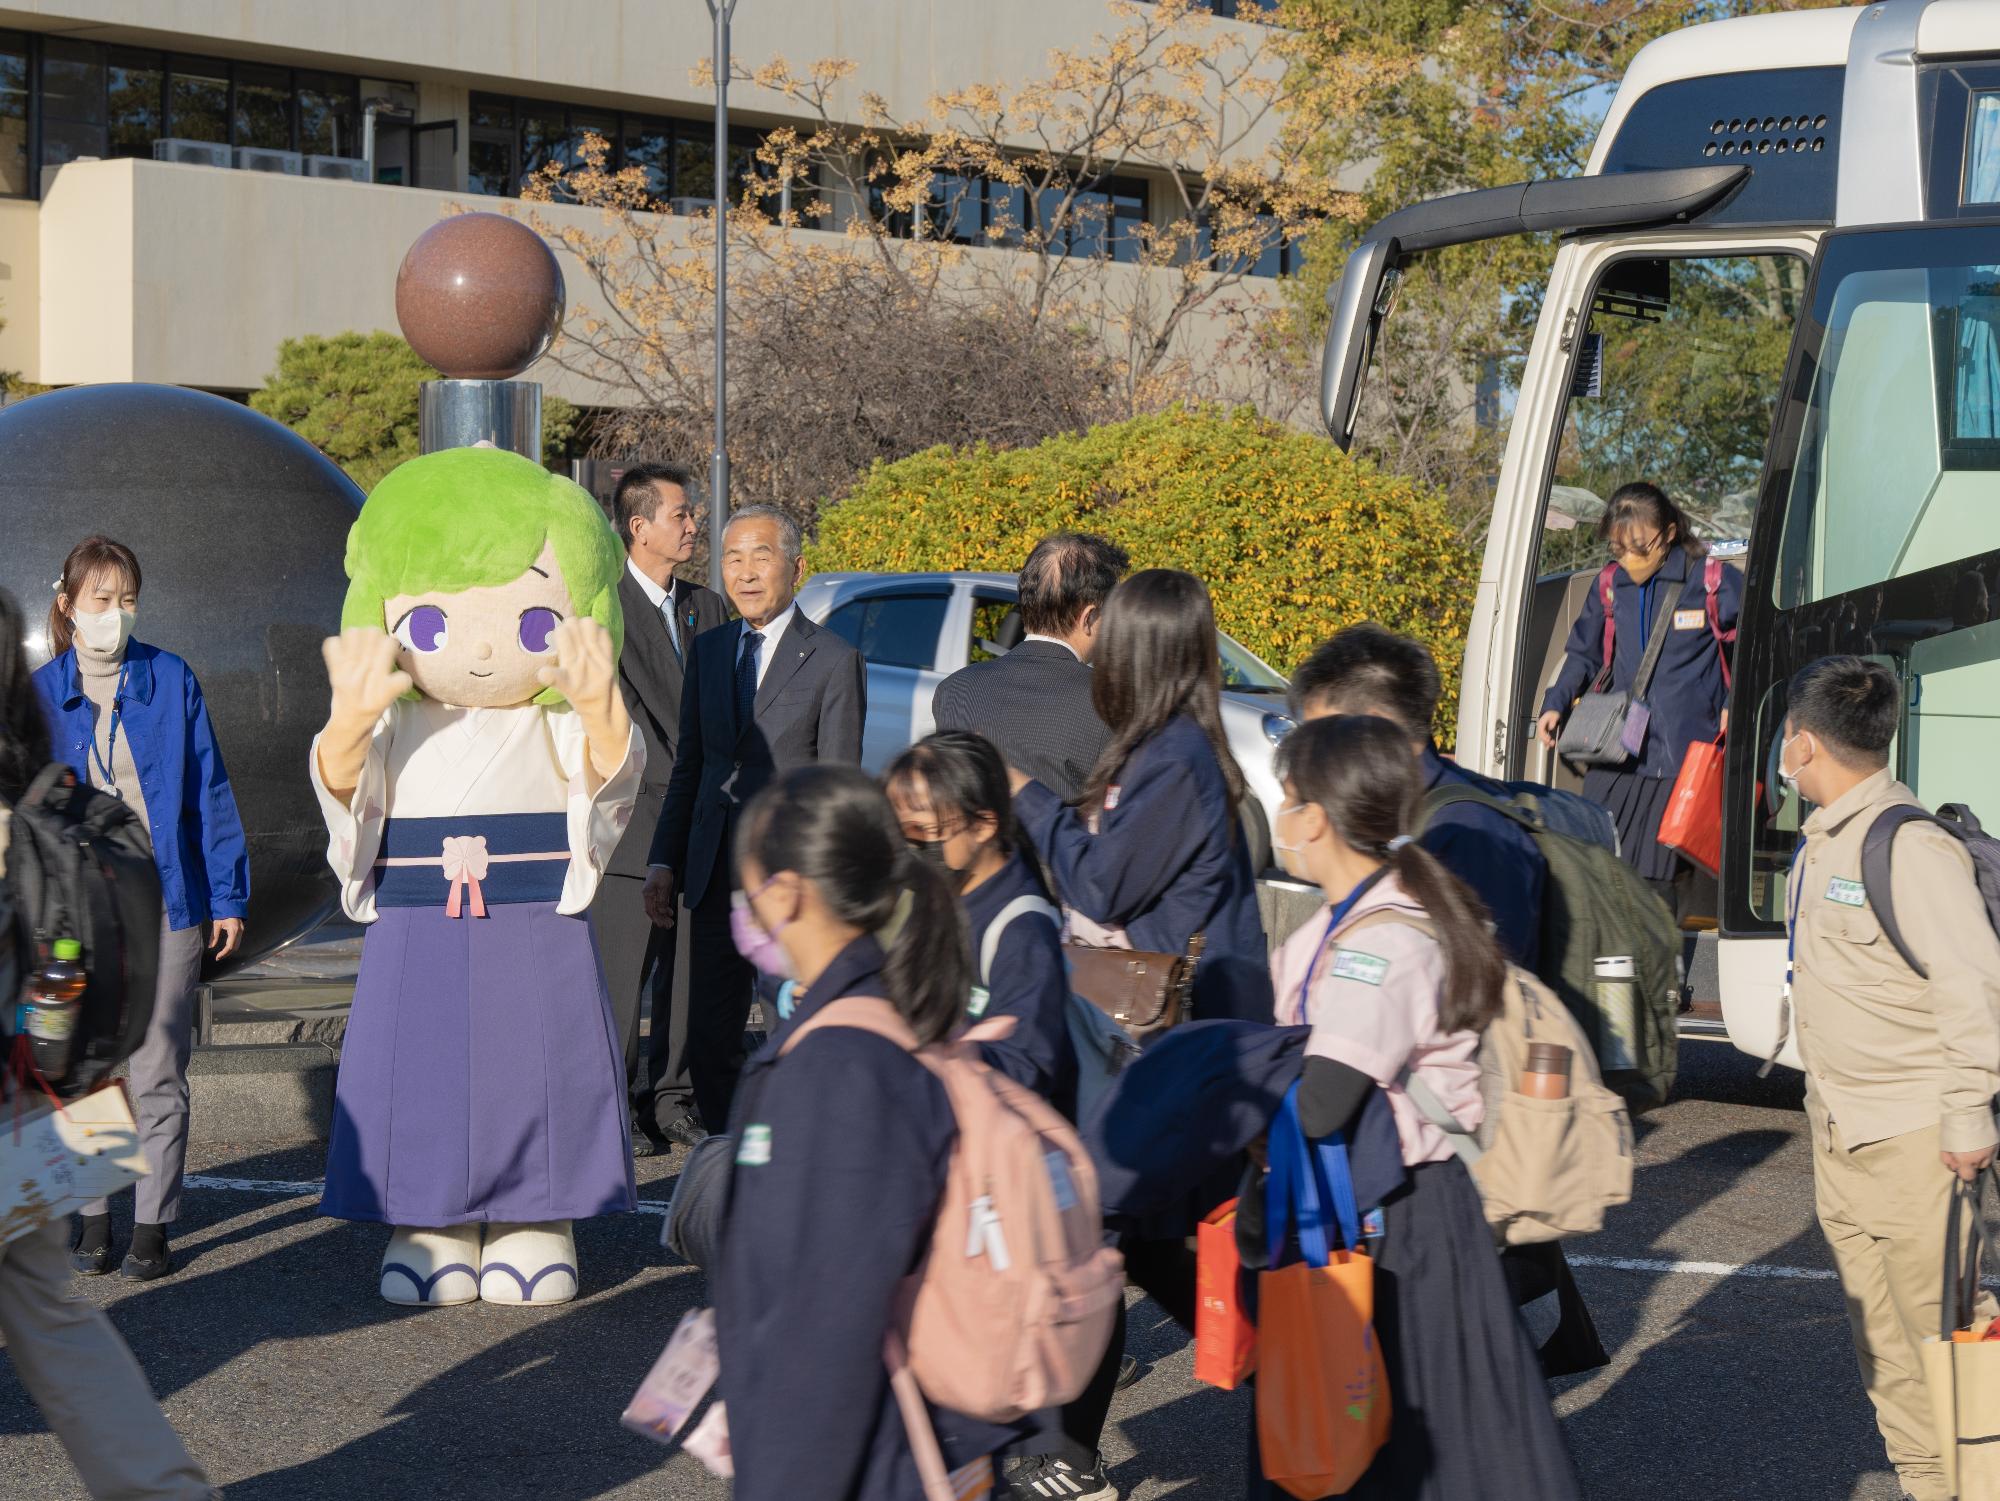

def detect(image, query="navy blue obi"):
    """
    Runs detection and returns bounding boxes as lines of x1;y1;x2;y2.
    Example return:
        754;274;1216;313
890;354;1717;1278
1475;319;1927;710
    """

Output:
373;814;570;911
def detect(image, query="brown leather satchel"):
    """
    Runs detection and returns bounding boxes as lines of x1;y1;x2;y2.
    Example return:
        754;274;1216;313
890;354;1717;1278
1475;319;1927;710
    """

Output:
1064;933;1206;1043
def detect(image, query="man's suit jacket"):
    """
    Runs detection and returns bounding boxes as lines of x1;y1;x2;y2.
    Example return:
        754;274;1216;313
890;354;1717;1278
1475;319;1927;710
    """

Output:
648;610;866;910
608;570;731;879
931;639;1109;804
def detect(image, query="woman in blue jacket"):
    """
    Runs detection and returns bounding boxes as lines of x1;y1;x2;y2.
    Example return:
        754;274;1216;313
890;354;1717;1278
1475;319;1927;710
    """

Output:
715;764;1020;1501
1537;482;1741;901
33;536;249;1282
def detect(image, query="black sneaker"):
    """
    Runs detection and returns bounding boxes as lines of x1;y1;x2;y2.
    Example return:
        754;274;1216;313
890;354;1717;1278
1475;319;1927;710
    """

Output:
1114;1354;1143;1390
1005;1454;1116;1501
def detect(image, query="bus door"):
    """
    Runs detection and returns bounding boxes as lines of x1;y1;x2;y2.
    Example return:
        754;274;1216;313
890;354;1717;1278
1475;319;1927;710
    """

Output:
1723;221;2000;1058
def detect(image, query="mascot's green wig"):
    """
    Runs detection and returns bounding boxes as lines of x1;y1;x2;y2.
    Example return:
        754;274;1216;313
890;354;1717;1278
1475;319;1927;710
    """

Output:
341;446;624;708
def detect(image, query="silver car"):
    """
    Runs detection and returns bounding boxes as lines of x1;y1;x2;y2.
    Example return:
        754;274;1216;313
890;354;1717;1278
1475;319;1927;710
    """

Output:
794;570;1296;870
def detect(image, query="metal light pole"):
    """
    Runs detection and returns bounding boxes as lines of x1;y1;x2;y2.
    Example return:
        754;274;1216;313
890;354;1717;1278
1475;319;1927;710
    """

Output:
706;0;740;596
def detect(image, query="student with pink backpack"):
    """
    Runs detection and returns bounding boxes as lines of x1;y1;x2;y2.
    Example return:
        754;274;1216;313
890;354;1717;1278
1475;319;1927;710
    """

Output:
709;765;1122;1501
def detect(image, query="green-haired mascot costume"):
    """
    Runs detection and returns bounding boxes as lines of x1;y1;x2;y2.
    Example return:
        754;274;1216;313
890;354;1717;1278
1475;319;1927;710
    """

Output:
311;447;642;1306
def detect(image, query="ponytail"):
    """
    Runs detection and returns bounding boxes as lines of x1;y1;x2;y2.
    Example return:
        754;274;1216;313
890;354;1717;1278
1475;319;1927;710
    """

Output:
737;764;971;1046
1276;714;1507;1036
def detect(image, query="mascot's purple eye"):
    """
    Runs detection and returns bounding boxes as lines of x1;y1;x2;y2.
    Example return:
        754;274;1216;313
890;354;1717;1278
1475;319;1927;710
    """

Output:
518;607;561;654
393;605;448;654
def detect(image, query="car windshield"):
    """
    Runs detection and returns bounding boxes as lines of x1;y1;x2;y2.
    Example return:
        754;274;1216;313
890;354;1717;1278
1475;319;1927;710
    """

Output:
1219;630;1287;692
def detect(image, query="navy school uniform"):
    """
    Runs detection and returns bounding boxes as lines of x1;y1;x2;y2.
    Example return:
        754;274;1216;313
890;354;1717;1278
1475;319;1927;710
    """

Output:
1014;713;1274;1024
1541;547;1741;880
713;936;1022;1501
1420;744;1545;971
962;851;1078;1118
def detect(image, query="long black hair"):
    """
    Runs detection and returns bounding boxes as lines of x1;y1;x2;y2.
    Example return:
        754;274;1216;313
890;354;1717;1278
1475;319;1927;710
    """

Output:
1275;715;1506;1035
736;764;969;1046
883;731;1017;855
1599;481;1705;561
0;588;50;804
1082;569;1244;812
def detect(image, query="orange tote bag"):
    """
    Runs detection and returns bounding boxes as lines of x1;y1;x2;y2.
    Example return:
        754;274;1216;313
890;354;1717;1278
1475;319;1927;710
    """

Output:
1194;1199;1257;1390
1659;735;1725;876
1255;1088;1389;1499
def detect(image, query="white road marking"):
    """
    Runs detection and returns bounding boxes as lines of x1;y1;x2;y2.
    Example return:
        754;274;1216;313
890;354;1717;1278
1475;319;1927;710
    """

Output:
182;1174;671;1216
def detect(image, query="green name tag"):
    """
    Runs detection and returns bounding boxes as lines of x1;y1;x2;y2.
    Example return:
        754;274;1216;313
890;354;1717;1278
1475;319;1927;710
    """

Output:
1826;877;1867;909
1331;950;1390;986
736;1124;772;1166
967;986;991;1019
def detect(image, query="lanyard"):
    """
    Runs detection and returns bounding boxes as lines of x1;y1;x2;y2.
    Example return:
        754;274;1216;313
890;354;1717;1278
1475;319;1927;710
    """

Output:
1782;833;1808;993
87;661;129;793
1298;866;1390;1012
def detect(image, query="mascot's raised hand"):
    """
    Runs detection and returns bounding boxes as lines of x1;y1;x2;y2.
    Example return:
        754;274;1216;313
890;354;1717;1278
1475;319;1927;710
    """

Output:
308;446;643;1310
538;616;630;786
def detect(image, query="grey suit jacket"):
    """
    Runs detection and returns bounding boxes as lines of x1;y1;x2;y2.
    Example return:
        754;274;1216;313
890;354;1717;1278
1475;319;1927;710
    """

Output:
647;609;867;909
931;639;1110;804
608;570;730;879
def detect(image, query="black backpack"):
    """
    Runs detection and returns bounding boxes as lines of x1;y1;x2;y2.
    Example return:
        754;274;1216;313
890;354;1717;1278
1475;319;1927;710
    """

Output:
3;763;162;1097
1859;802;2000;979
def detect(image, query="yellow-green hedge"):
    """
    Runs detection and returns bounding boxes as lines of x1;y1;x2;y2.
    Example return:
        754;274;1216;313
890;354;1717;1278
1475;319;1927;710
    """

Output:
807;407;1478;743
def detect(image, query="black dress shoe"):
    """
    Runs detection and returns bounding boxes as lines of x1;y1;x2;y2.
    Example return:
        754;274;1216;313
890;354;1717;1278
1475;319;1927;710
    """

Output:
661;1114;709;1150
69;1213;111;1276
633;1116;669;1158
121;1226;171;1282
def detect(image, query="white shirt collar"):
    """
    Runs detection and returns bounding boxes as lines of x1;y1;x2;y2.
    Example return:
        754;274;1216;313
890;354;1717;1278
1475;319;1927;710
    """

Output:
742;602;798;688
1022;632;1081;661
625;556;671;611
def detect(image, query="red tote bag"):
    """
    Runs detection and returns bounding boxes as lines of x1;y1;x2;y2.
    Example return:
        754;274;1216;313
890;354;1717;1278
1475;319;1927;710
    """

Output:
1659;735;1725;876
1194;1199;1257;1390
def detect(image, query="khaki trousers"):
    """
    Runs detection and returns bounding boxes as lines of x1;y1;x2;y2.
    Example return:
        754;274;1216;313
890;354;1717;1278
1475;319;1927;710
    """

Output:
0;1216;216;1499
1809;1104;1994;1501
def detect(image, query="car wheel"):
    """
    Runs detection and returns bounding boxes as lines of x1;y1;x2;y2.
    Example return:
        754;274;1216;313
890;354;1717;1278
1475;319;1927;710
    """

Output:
1239;795;1273;878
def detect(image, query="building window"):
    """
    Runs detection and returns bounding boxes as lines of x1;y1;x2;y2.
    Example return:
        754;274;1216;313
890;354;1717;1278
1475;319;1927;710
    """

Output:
297;71;358;158
39;36;105;167
233;63;293;151
868;166;1149;259
166;56;229;144
106;49;163;160
0;33;28;195
1196;207;1307;279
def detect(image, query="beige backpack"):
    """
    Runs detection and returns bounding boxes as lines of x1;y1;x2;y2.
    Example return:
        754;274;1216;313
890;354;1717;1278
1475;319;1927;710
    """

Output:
779;996;1126;1420
1346;913;1633;1246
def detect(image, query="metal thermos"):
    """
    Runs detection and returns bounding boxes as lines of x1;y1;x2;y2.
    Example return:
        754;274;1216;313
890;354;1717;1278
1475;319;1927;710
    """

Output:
1521;1041;1573;1100
1594;955;1638;1072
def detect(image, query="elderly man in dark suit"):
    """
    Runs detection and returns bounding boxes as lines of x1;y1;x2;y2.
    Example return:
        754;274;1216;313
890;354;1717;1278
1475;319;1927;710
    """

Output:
931;531;1128;802
593;463;731;1155
643;505;865;1130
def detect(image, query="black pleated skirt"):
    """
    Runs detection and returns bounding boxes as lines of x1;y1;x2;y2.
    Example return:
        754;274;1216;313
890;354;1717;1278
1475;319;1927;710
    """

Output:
1248;1158;1582;1501
1582;766;1681;883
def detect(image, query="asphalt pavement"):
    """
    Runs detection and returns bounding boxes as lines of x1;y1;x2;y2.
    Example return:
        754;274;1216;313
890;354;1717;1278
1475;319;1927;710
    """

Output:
0;1039;1934;1499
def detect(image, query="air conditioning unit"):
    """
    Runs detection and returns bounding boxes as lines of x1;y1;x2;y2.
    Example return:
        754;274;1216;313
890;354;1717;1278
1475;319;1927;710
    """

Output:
669;196;717;216
151;138;232;169
235;147;303;175
305;154;369;182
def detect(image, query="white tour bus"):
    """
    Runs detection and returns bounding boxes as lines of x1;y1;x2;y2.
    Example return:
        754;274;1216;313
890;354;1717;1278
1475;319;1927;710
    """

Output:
1321;0;2000;1065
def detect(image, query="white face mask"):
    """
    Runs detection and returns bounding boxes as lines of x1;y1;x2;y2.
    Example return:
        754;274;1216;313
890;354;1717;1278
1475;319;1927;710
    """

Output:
1777;730;1808;797
72;607;135;657
1272;803;1309;879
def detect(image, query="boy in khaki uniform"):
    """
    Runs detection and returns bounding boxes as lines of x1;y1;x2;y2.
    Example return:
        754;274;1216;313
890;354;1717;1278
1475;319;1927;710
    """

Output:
1781;657;2000;1501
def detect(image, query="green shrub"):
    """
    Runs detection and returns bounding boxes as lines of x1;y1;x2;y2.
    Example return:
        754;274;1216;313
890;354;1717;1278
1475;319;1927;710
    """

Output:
807;407;1478;742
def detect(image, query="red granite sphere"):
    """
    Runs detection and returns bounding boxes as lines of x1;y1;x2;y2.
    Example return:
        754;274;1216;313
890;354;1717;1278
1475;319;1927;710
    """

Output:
395;213;565;380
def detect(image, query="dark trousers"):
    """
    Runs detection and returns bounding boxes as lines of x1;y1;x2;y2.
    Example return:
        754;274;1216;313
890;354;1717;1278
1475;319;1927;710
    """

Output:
684;878;756;1133
590;873;696;1129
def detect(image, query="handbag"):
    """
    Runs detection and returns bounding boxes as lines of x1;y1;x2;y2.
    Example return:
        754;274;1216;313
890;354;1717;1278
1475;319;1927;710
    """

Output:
1195;1197;1257;1390
1063;929;1204;1043
1922;1169;2000;1499
1555;576;1680;768
1255;1085;1390;1499
1658;734;1726;875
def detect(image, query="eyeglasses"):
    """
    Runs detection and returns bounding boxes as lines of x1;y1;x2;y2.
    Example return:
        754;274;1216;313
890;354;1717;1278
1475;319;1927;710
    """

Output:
1607;532;1665;562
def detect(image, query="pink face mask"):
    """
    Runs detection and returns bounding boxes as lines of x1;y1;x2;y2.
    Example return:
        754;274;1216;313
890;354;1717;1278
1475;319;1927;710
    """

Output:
730;879;794;978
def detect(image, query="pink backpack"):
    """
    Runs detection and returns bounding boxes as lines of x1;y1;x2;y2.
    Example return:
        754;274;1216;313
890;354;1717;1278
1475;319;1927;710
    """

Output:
780;996;1126;1428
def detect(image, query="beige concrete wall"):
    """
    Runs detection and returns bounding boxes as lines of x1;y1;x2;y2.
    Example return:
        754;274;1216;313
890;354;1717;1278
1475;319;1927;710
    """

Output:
0;0;1288;163
25;157;1277;402
0;195;38;375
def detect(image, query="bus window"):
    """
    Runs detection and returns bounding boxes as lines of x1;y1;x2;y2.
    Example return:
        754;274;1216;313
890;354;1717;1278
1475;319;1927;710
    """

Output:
1727;224;2000;935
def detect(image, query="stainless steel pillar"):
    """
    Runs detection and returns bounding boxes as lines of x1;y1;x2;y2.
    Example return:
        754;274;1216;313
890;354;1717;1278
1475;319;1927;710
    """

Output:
418;379;542;458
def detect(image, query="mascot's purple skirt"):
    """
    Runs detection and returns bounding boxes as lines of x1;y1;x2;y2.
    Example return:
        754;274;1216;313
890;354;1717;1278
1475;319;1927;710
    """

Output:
322;898;638;1226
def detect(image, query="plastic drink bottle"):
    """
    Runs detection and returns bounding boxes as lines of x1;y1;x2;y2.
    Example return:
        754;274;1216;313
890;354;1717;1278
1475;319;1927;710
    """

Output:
21;938;86;1080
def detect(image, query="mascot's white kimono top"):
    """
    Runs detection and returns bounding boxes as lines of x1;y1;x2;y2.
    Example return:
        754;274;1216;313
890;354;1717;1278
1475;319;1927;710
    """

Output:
310;446;644;1307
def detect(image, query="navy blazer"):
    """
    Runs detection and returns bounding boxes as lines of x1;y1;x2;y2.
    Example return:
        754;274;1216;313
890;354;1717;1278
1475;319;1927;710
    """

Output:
714;938;1020;1501
1420;745;1544;970
932;639;1109;804
1015;714;1273;1023
647;609;866;909
1542;547;1741;781
963;852;1076;1117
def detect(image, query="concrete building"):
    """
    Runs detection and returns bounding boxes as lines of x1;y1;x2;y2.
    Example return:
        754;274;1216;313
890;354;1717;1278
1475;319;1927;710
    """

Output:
0;0;1301;413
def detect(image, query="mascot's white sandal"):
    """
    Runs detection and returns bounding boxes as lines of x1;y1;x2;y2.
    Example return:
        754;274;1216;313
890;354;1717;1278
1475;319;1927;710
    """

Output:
379;1225;481;1307
479;1220;578;1305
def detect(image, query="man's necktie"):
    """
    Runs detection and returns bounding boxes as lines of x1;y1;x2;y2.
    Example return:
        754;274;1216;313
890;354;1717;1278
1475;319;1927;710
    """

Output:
662;595;681;662
734;630;763;728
